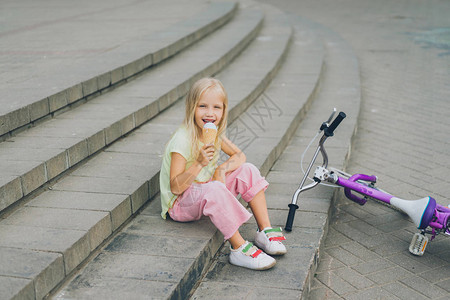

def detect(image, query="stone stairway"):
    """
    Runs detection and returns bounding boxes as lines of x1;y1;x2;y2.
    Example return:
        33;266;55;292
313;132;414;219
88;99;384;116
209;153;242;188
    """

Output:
0;1;361;299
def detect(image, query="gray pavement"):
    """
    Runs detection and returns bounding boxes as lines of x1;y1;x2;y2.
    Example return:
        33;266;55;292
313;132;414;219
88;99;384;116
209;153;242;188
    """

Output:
258;0;450;298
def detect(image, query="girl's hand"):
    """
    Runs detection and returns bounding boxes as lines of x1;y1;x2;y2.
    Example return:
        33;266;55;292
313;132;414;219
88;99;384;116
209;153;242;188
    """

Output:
197;144;215;167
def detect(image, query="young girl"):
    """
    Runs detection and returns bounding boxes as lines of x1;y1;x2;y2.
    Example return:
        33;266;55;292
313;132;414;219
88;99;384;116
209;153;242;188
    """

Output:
160;77;286;270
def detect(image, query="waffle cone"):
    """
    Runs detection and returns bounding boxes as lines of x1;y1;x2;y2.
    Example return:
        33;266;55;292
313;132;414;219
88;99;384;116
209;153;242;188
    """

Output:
202;126;217;145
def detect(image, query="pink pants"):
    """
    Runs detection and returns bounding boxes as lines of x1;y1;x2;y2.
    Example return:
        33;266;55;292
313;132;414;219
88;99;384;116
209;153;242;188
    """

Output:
168;163;269;240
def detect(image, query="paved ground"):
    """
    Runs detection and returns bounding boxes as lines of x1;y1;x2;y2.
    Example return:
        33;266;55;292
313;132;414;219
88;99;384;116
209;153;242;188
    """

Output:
259;0;450;298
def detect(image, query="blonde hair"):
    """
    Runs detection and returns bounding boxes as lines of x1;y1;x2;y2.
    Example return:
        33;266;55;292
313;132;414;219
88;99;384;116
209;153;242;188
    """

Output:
184;77;228;159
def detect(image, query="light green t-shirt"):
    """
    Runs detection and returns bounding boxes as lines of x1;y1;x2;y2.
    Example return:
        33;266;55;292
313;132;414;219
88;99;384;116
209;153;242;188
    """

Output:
160;126;220;219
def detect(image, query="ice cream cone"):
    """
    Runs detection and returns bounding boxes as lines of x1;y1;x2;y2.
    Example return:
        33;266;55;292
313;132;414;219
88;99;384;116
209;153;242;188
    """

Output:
203;123;217;145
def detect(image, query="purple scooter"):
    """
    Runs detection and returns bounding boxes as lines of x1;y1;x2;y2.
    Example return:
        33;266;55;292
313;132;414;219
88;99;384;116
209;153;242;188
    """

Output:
285;110;450;256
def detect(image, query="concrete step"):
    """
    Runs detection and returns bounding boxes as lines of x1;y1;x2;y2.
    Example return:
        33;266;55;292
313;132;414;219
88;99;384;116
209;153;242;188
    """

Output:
0;4;262;216
0;1;236;138
190;15;361;300
0;3;295;300
50;4;326;299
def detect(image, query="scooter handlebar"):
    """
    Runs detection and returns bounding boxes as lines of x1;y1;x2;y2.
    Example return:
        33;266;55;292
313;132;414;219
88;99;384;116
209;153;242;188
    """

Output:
285;203;299;232
324;112;346;137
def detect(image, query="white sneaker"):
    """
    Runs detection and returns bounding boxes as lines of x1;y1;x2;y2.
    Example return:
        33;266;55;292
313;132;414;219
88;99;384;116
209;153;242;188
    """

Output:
229;241;276;270
254;227;287;256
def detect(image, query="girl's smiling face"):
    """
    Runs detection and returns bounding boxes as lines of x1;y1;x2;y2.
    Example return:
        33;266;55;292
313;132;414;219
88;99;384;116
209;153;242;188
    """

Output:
195;87;224;131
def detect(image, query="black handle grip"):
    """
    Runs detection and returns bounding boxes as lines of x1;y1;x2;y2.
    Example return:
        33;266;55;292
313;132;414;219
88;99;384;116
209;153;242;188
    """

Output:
324;112;346;137
285;204;299;232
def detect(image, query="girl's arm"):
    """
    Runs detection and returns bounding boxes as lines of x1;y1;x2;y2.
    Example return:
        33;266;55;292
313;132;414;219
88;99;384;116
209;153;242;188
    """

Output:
170;144;215;195
213;136;246;183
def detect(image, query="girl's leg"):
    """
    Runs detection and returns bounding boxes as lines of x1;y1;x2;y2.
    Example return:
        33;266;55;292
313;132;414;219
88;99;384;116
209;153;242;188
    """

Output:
171;182;250;250
202;181;253;241
228;230;246;250
224;163;286;256
170;181;276;270
248;189;271;231
224;163;271;230
251;190;287;256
